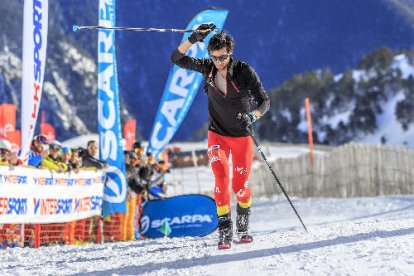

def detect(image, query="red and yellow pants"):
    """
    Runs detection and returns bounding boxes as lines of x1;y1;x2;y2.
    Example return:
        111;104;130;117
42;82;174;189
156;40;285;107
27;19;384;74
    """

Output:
207;131;253;216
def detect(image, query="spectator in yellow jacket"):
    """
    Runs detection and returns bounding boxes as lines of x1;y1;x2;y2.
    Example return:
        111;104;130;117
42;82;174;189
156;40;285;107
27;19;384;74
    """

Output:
41;140;68;172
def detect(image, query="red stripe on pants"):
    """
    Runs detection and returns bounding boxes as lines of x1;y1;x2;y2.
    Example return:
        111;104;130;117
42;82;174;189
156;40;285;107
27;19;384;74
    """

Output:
207;131;253;213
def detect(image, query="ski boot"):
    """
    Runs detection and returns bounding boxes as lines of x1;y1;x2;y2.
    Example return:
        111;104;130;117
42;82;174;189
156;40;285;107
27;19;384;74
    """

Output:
217;213;233;249
236;204;253;243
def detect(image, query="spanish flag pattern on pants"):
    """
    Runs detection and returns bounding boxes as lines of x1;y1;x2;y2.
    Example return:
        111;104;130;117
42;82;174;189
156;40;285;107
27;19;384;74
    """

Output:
207;131;253;216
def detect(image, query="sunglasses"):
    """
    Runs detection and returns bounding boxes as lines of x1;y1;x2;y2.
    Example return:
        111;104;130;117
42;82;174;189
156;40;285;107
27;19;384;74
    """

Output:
210;54;230;62
34;135;48;144
51;145;61;151
0;148;9;154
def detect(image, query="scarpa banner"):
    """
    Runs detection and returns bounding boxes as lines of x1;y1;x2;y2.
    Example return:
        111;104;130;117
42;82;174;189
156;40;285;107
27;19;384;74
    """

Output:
140;194;218;238
147;8;228;158
98;0;127;217
19;0;49;165
0;166;105;224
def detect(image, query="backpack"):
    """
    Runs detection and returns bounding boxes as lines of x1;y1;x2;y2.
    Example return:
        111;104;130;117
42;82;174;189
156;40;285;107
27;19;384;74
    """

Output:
203;60;254;102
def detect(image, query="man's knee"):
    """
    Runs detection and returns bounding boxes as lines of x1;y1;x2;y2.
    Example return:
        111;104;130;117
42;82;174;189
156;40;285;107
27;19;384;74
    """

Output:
208;144;221;163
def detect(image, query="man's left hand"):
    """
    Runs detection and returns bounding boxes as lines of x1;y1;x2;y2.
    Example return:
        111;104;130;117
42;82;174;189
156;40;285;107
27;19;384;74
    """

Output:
237;112;257;129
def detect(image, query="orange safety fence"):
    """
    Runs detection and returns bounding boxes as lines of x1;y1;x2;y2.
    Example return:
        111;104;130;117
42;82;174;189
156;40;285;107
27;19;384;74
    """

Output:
0;194;143;249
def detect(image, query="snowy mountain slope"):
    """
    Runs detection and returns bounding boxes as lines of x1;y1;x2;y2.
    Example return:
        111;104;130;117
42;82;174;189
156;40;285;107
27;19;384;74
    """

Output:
1;196;414;275
260;49;414;149
2;1;414;142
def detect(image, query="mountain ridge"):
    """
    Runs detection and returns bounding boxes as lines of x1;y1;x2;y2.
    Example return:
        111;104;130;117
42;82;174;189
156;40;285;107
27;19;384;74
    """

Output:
0;0;413;147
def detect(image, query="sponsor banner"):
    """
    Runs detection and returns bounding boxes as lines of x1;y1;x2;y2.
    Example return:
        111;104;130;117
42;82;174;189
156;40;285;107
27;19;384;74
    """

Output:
0;104;17;137
5;130;21;152
147;9;228;158
0;166;105;224
98;0;127;217
40;111;55;141
140;194;218;238
20;0;49;165
40;122;55;141
123;118;136;150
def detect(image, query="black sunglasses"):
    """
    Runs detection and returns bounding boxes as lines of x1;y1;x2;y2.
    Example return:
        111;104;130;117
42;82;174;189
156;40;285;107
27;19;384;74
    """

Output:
210;54;230;62
51;145;62;151
34;135;48;144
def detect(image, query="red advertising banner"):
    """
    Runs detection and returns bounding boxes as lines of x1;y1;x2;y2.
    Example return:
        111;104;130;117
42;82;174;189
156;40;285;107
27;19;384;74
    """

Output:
123;119;136;150
6;130;21;152
0;104;17;138
41;123;55;142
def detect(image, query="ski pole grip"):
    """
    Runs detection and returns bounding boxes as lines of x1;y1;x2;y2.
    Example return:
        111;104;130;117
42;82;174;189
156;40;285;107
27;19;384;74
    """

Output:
196;29;212;33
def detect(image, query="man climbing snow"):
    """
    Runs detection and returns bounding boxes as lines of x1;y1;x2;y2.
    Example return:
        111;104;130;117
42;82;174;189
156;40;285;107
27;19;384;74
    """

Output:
171;23;270;249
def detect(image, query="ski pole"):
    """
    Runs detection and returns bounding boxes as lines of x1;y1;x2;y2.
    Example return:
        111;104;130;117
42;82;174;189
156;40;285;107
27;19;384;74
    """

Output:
251;135;308;232
72;25;216;33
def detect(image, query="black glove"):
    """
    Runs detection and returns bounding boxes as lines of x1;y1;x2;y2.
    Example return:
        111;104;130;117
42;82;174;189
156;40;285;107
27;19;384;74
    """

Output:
237;112;257;129
188;23;216;44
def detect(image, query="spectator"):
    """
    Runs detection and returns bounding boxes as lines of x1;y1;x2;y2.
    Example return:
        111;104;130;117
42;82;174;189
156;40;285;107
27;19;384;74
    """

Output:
69;148;81;173
146;152;156;166
61;147;74;171
28;134;49;167
61;147;71;163
81;140;108;169
0;138;12;165
132;141;145;158
42;140;68;172
124;150;132;172
150;160;170;195
9;151;20;166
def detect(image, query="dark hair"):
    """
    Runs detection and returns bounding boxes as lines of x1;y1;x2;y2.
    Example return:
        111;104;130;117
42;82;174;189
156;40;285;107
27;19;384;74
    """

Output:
77;147;87;157
87;140;97;147
132;141;141;149
208;31;234;54
138;165;152;182
128;175;145;194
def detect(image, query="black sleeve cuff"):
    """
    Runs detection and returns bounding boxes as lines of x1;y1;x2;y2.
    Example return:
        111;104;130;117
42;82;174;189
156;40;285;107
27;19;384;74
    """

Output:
171;48;186;63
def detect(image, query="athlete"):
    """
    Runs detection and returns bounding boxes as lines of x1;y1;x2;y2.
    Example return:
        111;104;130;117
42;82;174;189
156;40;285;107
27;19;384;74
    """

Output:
171;24;270;249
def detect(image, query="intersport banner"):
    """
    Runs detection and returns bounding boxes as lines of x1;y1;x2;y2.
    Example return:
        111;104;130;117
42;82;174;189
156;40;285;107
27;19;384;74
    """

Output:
0;166;105;224
148;9;228;158
98;0;127;217
19;0;48;164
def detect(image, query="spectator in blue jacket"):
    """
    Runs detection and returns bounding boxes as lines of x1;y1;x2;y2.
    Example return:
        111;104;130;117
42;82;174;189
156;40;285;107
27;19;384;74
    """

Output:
28;134;49;167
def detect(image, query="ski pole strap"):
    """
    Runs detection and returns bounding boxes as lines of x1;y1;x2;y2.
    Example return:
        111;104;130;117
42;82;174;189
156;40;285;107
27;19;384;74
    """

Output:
73;25;216;33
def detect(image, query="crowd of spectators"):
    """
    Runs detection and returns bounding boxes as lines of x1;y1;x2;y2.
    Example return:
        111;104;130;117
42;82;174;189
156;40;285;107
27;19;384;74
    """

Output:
124;142;170;200
0;134;171;199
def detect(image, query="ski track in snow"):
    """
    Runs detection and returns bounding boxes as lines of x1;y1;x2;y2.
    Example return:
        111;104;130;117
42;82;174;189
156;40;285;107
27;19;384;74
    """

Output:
1;196;414;275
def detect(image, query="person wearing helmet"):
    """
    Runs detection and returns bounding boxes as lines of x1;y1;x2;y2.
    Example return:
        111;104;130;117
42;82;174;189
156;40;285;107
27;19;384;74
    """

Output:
27;134;49;167
0;138;12;165
41;140;68;172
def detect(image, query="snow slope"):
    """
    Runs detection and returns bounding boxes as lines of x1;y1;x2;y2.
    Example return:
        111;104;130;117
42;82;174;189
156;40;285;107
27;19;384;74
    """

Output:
1;195;414;275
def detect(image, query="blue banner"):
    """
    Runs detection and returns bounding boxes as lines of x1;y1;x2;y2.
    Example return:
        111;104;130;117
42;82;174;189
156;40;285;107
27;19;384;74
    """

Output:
148;9;228;158
98;0;127;217
140;194;218;238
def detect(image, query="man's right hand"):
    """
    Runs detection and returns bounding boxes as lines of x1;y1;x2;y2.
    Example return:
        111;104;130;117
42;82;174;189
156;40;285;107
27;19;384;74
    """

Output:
188;23;216;44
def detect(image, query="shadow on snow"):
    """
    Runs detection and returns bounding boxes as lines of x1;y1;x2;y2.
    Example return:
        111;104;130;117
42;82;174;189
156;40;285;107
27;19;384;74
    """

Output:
81;226;414;275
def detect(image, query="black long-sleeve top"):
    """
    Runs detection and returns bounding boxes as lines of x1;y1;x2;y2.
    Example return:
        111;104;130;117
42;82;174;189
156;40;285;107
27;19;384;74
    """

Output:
171;49;270;137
